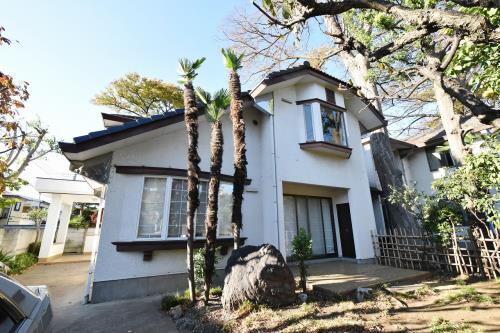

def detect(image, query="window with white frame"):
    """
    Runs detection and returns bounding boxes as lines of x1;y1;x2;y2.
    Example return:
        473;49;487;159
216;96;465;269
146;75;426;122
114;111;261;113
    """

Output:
137;177;233;239
320;105;348;146
137;178;167;238
303;104;315;142
302;103;348;146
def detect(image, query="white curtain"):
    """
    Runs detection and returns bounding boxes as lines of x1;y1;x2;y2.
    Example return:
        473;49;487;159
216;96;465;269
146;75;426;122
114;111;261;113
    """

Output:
138;178;166;238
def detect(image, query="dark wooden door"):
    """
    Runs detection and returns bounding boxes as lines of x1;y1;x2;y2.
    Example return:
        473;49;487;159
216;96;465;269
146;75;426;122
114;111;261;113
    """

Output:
336;203;356;258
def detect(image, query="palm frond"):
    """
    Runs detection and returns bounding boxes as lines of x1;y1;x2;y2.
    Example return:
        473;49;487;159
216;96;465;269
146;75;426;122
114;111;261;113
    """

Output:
221;48;243;71
178;57;206;83
195;87;211;106
205;88;230;123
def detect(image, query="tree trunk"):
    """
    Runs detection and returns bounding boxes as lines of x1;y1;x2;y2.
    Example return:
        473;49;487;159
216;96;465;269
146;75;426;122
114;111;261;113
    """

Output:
419;57;466;166
433;82;465;165
228;70;247;250
325;17;414;229
371;132;414;229
204;121;224;304
183;80;201;303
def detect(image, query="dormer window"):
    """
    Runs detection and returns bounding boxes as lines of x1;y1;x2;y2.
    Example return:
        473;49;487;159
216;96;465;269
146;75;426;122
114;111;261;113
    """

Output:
320;105;348;146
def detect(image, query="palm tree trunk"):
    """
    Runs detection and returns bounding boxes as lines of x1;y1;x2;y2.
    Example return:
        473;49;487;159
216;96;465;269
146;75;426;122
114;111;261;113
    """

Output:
183;80;201;303
204;120;224;304
228;70;247;250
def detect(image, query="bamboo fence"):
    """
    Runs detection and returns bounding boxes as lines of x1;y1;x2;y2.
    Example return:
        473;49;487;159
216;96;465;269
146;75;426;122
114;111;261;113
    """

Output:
371;226;500;279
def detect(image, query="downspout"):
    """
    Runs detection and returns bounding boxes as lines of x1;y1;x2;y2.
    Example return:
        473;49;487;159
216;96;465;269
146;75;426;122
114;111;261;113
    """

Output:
270;97;281;252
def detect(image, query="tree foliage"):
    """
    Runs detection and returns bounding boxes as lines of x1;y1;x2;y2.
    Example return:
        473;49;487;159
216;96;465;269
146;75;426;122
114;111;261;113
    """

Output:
27;208;47;224
389;132;500;242
93;73;183;117
433;134;500;229
388;185;464;245
1;27;57;206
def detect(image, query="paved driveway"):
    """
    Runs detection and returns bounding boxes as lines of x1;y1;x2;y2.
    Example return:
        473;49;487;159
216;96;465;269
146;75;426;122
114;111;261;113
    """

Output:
16;262;178;333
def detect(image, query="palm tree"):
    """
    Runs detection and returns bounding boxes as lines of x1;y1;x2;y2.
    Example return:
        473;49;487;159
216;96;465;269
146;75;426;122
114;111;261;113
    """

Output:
221;48;247;250
195;87;230;304
178;57;205;303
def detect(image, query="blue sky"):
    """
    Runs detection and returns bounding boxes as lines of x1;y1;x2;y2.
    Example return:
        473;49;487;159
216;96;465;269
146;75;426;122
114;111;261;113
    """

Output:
2;0;247;141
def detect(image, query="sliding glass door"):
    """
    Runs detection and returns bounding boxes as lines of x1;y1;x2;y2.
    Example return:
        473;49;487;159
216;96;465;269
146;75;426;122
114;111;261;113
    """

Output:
284;195;337;258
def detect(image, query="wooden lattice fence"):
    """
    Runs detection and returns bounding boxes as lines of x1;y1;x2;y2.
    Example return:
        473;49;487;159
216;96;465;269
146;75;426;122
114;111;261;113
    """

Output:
371;226;500;279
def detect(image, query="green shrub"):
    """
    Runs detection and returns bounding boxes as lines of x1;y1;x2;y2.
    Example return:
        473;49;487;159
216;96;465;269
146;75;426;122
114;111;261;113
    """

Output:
193;247;222;288
388;185;464;245
69;215;88;229
0;249;14;266
161;293;188;311
210;286;223;297
292;228;313;293
27;242;41;256
8;253;37;275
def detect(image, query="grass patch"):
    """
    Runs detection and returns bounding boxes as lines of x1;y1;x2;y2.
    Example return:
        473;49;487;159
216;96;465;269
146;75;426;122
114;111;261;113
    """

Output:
430;317;474;333
161;293;189;311
236;300;257;318
436;287;493;305
414;284;437;298
210;286;223;297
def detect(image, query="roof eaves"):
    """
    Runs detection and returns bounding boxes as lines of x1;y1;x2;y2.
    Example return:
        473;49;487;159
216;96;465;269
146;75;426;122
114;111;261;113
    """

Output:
254;61;386;126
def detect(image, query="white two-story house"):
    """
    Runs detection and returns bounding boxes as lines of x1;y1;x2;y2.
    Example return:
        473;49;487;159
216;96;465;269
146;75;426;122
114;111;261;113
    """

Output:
59;62;386;302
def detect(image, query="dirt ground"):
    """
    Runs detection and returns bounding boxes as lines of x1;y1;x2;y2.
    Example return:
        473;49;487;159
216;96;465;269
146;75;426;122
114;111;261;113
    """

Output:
172;278;500;333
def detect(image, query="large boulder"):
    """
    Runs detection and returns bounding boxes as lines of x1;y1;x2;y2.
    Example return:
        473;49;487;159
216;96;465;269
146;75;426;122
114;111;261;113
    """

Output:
222;244;296;310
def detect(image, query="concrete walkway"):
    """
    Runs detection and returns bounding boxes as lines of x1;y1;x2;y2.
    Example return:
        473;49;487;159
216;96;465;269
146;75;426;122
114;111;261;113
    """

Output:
292;260;431;294
37;253;91;265
15;262;178;333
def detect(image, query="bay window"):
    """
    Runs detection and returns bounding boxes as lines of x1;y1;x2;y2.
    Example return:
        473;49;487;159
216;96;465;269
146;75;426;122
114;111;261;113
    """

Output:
137;177;232;239
320;105;348;146
301;103;348;147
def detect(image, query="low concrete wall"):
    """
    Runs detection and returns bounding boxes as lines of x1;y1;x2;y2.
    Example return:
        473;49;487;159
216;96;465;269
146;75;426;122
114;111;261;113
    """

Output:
0;227;41;255
91;269;225;303
64;228;96;254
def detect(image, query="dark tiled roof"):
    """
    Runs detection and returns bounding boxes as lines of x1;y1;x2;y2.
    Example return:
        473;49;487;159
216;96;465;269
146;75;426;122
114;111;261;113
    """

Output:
74;109;184;144
60;108;187;154
406;115;495;147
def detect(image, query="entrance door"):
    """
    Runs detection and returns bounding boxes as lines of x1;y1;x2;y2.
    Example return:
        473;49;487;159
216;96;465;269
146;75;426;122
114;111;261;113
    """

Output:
336;203;356;258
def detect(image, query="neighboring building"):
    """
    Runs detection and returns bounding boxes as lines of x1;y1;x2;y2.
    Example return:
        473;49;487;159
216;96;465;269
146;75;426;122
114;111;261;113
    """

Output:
59;62;387;302
396;116;495;195
0;193;49;226
363;115;497;231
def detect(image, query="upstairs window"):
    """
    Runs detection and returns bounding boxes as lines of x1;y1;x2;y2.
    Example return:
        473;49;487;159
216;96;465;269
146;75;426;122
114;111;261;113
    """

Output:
325;88;336;105
320;105;347;146
303;104;315;142
426;148;455;171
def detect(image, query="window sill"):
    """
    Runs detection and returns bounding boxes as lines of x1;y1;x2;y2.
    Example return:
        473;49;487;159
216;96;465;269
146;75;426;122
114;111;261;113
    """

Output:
112;237;247;261
299;141;352;159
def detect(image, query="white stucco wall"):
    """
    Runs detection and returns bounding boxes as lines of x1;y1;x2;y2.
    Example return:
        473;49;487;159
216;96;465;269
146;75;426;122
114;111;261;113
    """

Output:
270;84;378;260
94;109;264;283
404;149;449;195
94;80;380;284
